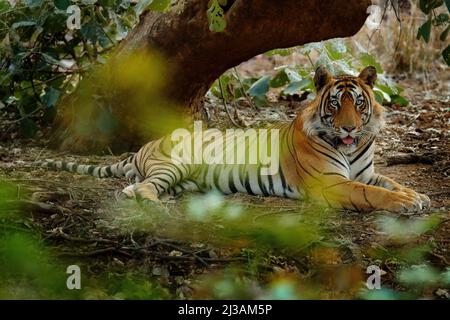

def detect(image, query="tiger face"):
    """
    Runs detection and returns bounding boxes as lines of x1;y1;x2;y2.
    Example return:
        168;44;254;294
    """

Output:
306;66;383;153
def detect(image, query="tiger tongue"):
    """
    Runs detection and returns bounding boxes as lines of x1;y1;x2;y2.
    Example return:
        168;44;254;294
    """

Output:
341;136;355;145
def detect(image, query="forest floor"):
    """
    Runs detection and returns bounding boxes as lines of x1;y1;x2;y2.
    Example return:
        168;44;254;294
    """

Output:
0;59;449;299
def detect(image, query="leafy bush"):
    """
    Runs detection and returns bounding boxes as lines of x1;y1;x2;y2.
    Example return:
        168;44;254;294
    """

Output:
0;0;170;138
416;0;450;65
210;39;408;108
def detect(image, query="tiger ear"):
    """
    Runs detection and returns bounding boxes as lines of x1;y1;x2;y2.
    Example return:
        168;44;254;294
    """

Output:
358;66;377;88
314;66;333;92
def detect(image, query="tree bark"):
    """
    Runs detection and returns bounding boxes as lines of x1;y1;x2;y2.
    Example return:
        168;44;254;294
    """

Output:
53;0;371;153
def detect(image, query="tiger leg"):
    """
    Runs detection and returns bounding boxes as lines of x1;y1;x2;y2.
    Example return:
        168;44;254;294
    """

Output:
117;182;160;202
317;177;426;213
368;174;430;209
121;163;190;202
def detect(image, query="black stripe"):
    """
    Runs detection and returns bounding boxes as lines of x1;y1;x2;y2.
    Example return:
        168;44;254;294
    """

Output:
355;161;372;179
154;176;171;188
87;166;95;175
312;139;350;167
350;139;374;165
267;173;275;195
133;156;144;178
105;166;112;176
310;146;348;170
374;175;380;186
244;170;255;195
160;146;173;160
257;167;269;196
213;165;223;193
322;172;348;179
350;198;359;211
363;188;374;209
152;182;165;194
285;129;318;181
321;188;332;207
296;158;320;181
150;170;176;184
163;162;184;180
239;164;246;188
228;168;238;193
278;166;288;197
323;180;351;191
161;168;179;182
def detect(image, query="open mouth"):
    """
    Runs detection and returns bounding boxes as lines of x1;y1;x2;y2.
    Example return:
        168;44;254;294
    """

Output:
340;136;355;145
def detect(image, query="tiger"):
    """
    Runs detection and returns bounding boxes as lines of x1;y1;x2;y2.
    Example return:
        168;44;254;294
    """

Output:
40;66;430;213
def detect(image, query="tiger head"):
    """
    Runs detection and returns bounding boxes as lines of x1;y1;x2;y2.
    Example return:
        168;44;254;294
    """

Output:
302;66;384;154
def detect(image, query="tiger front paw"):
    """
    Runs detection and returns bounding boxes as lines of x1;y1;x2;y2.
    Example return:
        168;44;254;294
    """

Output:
383;189;430;214
397;187;431;210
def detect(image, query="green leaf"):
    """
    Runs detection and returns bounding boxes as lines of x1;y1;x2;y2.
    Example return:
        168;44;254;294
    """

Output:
207;0;227;32
24;0;44;7
434;13;449;25
40;53;63;67
417;17;432;43
12;21;37;29
20;118;38;138
325;40;347;60
270;70;289;88
284;68;302;82
374;91;385;104
282;78;312;96
419;0;444;14
390;95;409;106
80;22;112;48
216;74;233;101
247;75;270;107
135;0;154;16
53;0;71;10
265;49;294;57
440;25;450;41
359;53;383;74
42;88;60;107
377;84;395;96
148;0;171;11
443;44;450;65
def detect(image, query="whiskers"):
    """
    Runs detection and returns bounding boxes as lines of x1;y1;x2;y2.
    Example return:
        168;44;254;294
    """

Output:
359;128;379;136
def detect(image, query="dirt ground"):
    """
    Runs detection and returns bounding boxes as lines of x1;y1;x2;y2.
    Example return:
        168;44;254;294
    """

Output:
0;61;449;299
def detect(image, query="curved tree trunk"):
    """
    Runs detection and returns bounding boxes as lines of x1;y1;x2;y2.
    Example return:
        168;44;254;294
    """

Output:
53;0;371;153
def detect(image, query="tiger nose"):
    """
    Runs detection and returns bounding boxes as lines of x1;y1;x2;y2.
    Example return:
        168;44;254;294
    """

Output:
342;126;355;132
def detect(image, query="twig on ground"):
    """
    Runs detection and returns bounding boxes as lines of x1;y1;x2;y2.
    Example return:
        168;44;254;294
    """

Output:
386;154;434;166
50;229;119;245
218;77;243;128
8;178;117;190
429;251;449;266
58;247;132;257
6;200;68;215
233;67;257;110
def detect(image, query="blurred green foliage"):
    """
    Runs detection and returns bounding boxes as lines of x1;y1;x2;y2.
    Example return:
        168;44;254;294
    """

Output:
108;192;448;300
0;180;170;299
0;177;448;299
